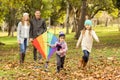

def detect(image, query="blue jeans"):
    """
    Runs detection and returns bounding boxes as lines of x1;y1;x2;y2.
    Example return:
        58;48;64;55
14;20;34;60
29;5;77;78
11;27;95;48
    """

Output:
20;38;27;54
82;50;90;63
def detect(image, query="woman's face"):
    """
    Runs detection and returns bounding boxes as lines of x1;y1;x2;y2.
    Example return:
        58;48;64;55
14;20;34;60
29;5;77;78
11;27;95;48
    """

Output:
59;36;65;42
85;25;91;30
24;15;29;21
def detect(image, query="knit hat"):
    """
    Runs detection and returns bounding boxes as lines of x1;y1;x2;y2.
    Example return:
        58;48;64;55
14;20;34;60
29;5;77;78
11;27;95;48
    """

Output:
59;31;65;37
84;20;92;27
23;13;29;17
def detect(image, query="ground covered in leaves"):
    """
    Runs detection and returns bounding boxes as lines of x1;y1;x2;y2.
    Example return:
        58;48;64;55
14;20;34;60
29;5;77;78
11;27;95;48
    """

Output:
0;26;120;80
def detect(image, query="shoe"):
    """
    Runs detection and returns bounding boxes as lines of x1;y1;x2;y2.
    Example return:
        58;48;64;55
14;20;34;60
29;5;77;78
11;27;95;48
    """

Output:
83;61;87;67
19;53;23;64
56;69;60;73
44;69;49;72
78;58;83;68
22;53;25;63
56;66;60;73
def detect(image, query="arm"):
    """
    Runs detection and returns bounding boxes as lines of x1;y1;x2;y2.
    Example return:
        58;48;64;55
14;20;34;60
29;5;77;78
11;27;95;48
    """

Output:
17;22;21;43
43;20;47;33
92;30;99;42
48;42;57;48
60;42;68;53
76;32;83;48
29;20;33;39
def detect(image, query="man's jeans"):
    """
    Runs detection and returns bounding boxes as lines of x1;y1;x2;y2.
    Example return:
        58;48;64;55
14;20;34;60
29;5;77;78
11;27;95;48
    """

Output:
33;47;42;61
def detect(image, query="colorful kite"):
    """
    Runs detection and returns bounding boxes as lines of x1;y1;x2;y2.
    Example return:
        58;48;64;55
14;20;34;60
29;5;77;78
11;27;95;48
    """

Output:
32;32;58;60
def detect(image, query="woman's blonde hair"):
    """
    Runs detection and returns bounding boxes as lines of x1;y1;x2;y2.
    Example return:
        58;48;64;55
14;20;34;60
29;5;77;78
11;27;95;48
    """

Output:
21;15;30;26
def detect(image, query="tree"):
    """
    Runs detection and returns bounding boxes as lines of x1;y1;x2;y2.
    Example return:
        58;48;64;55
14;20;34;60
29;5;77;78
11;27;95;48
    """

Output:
0;0;20;36
0;0;53;36
50;0;66;26
113;0;120;9
69;0;82;33
65;0;70;34
87;0;114;19
74;0;116;38
75;0;87;39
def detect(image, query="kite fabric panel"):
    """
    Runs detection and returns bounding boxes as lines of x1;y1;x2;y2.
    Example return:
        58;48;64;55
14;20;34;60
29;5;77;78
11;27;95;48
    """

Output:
32;32;58;60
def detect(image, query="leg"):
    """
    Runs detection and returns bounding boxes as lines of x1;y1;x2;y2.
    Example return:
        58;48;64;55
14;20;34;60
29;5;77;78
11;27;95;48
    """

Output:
22;39;27;63
22;53;25;63
20;43;25;64
33;47;37;61
38;53;42;60
56;54;61;73
19;53;22;64
61;56;65;69
78;57;84;68
38;53;43;64
24;38;27;53
83;50;90;67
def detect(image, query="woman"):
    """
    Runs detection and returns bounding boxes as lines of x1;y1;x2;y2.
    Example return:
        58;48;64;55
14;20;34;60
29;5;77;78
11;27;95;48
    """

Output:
17;13;30;64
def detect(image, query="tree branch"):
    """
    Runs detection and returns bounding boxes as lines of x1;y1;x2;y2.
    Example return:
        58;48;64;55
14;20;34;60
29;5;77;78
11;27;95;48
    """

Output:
91;8;104;19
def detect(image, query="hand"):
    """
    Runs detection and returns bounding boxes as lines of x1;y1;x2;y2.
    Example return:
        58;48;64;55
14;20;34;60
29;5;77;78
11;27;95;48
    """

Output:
59;50;63;53
97;39;100;43
30;38;33;42
76;46;78;49
18;41;21;44
95;38;100;43
47;43;50;46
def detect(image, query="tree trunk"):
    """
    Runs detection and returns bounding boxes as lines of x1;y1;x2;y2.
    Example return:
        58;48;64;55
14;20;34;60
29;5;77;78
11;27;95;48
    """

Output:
118;10;120;31
97;18;99;25
118;17;120;31
105;18;108;27
8;25;12;36
75;0;87;39
7;8;16;36
66;1;70;34
72;7;77;32
48;17;51;28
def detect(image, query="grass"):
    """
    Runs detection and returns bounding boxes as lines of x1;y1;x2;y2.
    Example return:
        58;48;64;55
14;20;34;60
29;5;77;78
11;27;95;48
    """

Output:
0;26;120;79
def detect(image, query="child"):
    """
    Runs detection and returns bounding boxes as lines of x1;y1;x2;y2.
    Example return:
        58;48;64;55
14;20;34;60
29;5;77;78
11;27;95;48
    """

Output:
48;32;68;73
17;13;30;64
76;20;99;68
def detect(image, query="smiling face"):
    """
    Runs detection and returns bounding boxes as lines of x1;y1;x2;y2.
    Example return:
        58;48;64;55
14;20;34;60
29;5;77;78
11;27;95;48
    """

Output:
23;15;29;21
59;36;65;43
85;25;91;30
35;10;41;19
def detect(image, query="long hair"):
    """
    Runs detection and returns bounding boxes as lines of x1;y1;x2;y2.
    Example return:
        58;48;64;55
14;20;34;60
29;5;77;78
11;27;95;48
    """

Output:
21;16;30;26
81;27;92;36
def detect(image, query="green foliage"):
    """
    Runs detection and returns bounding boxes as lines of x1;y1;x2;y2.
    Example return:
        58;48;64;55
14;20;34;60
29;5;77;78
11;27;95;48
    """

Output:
69;0;82;8
113;0;120;9
116;0;120;9
50;0;66;25
110;8;119;18
87;0;115;18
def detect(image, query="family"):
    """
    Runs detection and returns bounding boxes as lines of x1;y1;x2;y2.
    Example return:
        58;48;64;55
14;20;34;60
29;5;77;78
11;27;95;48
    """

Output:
17;9;99;73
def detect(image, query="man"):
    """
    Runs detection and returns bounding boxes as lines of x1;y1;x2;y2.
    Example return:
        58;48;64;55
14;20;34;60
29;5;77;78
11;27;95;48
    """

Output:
30;10;47;61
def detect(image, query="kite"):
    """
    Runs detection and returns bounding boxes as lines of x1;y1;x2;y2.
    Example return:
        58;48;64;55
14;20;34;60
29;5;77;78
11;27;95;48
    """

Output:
32;31;58;60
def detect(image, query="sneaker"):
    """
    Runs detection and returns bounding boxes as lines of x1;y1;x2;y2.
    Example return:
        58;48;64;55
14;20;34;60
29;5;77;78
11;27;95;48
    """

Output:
56;69;60;73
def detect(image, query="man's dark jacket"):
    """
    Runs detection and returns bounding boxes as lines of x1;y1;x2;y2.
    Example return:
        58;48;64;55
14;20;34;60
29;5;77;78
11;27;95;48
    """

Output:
29;17;47;38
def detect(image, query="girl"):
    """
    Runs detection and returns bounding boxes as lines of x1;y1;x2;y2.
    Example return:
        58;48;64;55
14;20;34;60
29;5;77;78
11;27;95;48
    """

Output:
48;32;68;73
17;13;30;64
76;20;99;68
